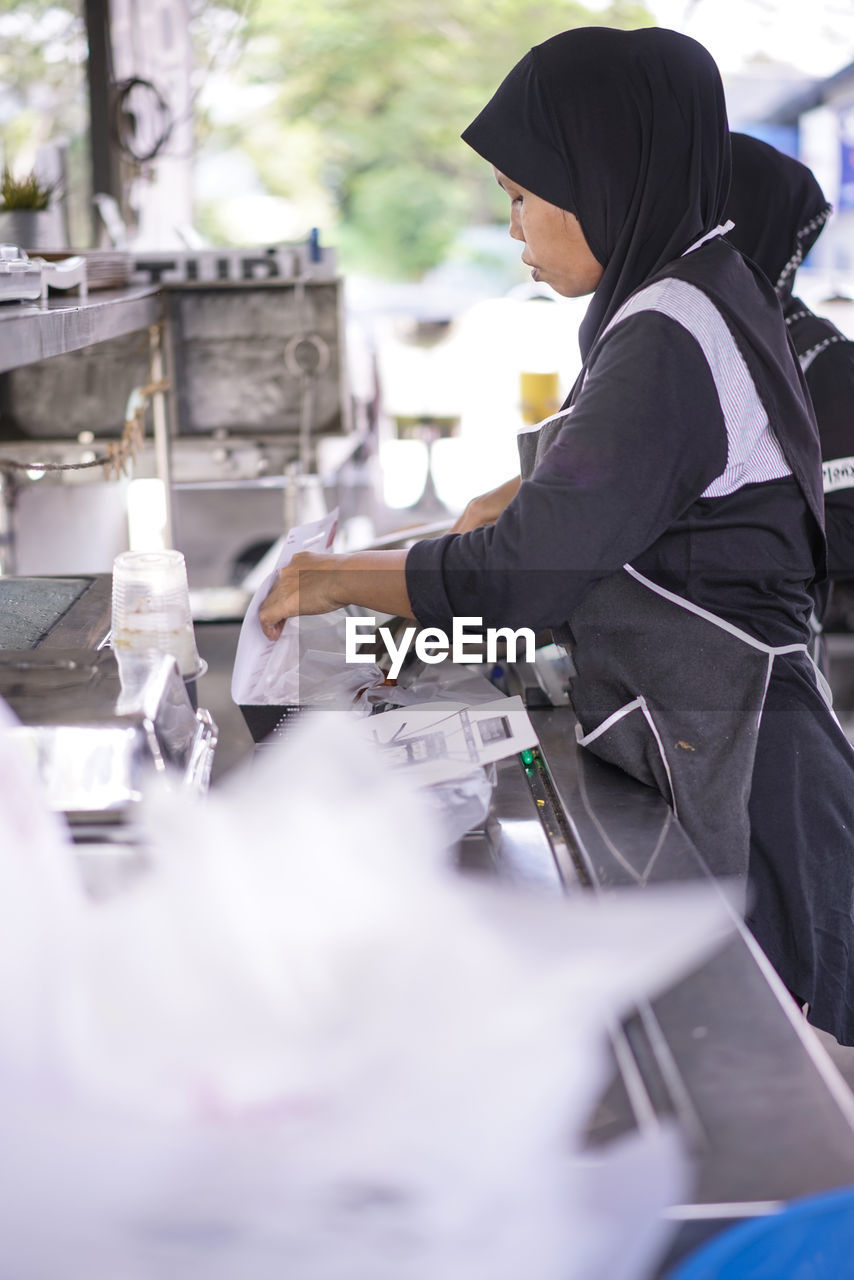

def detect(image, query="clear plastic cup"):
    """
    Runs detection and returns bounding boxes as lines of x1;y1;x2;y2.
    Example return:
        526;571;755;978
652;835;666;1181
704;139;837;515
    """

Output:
111;549;205;680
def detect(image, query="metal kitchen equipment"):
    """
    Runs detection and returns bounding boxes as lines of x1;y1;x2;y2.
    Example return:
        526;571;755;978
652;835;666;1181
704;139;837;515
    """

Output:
157;242;349;591
0;284;164;577
0;573;216;836
0;646;216;826
0;238;350;590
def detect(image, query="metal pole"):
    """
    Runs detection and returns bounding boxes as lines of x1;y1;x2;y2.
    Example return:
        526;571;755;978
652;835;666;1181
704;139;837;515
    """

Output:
83;0;122;245
149;323;174;548
0;470;17;577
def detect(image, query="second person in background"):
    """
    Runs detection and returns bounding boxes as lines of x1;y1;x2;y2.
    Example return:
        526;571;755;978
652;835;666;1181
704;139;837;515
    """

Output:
727;132;854;641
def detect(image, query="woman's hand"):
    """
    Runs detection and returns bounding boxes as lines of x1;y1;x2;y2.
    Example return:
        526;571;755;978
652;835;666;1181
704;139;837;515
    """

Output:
258;551;343;640
450;475;521;534
257;548;414;640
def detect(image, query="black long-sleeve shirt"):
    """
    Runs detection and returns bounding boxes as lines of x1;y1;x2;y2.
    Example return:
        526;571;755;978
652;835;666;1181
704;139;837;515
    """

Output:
407;268;820;648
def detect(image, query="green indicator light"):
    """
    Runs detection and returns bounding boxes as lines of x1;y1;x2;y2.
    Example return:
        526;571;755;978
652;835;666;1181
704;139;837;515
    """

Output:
520;749;535;766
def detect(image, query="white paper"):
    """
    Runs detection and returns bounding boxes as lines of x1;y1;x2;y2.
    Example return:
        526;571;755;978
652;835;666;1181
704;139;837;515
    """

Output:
231;510;339;705
356;695;538;784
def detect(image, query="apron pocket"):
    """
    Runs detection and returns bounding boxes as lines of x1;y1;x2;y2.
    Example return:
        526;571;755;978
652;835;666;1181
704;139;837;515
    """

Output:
575;695;677;813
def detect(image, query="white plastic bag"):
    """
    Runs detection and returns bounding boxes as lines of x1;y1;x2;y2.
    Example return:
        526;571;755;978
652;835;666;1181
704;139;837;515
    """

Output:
231;509;384;708
0;697;85;1072
0;708;735;1280
250;611;385;709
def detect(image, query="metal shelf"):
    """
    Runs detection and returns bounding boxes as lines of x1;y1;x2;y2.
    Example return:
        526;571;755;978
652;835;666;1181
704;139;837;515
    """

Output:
0;285;162;373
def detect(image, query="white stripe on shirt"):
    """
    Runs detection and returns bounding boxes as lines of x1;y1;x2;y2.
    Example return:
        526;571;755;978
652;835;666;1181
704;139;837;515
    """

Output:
603;278;792;499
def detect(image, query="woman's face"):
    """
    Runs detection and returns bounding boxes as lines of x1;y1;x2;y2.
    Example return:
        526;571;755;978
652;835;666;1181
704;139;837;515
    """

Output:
494;168;604;297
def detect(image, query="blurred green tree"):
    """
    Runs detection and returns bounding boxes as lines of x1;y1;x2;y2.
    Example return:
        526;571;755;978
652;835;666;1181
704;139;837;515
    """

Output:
218;0;654;277
0;1;90;241
0;1;654;270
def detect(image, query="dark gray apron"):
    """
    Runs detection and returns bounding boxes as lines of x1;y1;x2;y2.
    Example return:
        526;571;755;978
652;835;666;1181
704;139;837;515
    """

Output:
564;564;824;884
517;356;832;892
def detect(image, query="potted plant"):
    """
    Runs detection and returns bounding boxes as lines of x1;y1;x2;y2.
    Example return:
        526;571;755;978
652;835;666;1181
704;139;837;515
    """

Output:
0;167;65;251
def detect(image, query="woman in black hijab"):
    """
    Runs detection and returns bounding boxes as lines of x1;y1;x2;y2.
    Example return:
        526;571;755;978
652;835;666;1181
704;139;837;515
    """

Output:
260;28;854;1043
461;27;732;355
726;132;854;616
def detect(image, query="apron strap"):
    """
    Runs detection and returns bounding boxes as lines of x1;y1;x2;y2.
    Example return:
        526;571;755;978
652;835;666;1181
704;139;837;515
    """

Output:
624;563;836;714
623;564;805;656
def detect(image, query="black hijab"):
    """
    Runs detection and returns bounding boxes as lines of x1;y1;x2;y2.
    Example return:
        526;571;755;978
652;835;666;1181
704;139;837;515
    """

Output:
463;26;826;555
726;132;831;298
462;26;731;358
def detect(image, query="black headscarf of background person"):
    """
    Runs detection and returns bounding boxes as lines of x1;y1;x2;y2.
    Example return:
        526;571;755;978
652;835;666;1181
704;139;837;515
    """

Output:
726;132;832;297
461;26;732;361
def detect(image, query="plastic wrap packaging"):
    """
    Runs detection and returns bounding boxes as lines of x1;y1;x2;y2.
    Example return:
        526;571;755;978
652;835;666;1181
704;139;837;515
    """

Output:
0;702;735;1280
244;609;387;711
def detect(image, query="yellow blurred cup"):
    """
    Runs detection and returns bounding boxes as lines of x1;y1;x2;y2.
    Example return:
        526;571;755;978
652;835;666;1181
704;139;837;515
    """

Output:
519;370;560;426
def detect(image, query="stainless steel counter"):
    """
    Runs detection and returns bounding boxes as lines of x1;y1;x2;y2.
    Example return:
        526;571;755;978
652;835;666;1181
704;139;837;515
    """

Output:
0;286;162;373
0;574;216;852
462;704;854;1272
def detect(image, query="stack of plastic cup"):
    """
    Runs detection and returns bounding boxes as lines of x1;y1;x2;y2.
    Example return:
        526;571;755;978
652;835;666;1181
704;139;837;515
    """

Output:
111;549;205;680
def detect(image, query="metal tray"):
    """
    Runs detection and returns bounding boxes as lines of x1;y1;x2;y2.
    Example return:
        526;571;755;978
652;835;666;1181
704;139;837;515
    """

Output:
0;647;217;822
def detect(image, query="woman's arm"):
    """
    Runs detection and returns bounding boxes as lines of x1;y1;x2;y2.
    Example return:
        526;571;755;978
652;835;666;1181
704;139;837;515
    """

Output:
260;315;728;640
258;471;521;637
450;475;521;533
406;311;729;632
258;549;412;639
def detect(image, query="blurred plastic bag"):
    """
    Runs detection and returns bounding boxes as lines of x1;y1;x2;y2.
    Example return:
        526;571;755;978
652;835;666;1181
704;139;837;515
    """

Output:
0;709;735;1280
0;697;86;1073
